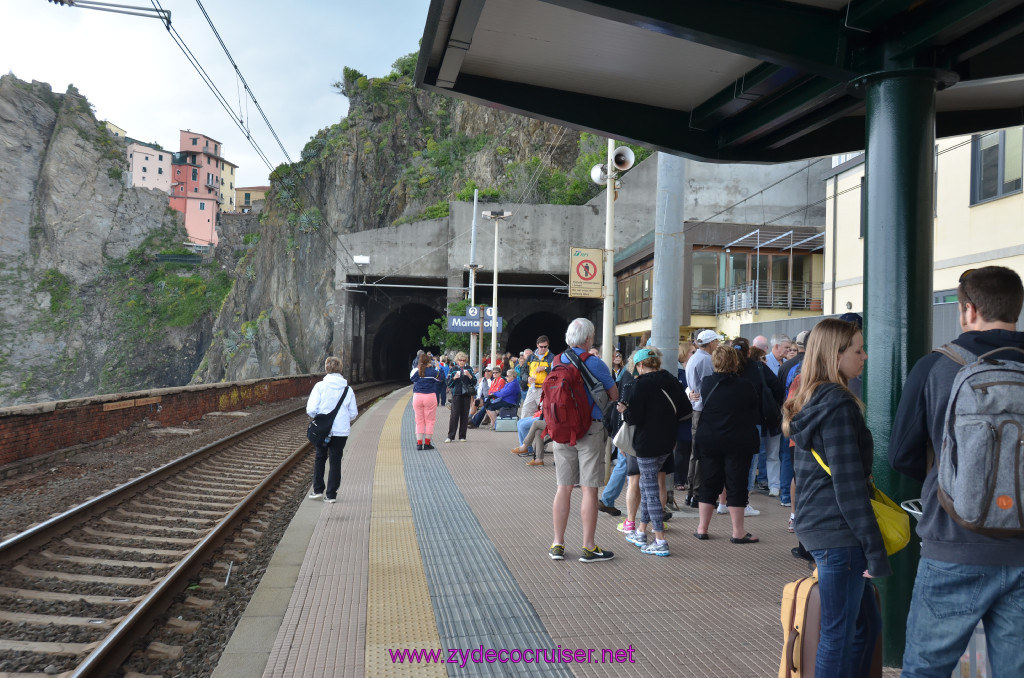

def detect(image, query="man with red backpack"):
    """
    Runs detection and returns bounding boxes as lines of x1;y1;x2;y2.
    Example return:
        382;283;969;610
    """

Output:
543;317;619;563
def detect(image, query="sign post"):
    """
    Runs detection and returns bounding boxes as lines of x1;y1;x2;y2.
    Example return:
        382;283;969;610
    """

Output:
569;247;603;299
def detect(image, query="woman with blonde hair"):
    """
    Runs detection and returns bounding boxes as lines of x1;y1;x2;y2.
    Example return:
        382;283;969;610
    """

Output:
784;318;887;677
693;345;760;542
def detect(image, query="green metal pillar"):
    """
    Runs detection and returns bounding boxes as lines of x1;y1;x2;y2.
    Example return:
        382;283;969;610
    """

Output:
858;68;954;666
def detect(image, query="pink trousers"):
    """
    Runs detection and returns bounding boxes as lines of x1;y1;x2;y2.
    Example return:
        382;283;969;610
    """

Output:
412;392;438;437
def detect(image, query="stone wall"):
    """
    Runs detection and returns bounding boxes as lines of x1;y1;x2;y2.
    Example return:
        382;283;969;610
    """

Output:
0;375;321;473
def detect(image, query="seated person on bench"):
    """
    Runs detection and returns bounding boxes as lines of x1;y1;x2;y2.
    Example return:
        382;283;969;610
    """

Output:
481;369;522;429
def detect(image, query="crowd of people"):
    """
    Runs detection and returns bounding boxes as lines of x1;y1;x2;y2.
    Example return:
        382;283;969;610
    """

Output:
304;265;1023;677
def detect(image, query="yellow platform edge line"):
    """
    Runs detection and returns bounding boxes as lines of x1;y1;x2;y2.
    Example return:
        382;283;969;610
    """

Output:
365;391;447;677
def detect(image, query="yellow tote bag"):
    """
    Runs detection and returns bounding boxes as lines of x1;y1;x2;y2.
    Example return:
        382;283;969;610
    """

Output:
811;449;911;556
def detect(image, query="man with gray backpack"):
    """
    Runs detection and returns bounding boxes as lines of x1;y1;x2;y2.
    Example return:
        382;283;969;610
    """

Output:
889;265;1024;677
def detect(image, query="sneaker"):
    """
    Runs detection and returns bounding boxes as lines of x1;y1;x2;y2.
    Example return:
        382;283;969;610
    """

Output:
548;543;564;560
787;516;795;533
716;504;729;514
308;491;324;500
526;459;544;466
325;497;337;504
640;541;670;557
599;501;621;517
416;443;424;450
579;545;615;563
744;505;761;517
625;530;647;547
617;520;635;533
423;442;435;450
768;487;780;497
780;500;792;507
444;438;452;443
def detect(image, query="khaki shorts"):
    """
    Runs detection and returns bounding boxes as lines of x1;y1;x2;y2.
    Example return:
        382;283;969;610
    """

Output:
553;420;606;487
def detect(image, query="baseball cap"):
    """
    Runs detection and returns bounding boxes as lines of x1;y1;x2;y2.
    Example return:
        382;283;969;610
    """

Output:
695;329;724;345
838;312;863;329
795;330;811;348
632;347;659;363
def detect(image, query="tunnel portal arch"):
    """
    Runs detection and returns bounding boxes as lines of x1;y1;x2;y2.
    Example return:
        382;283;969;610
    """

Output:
371;302;441;380
505;312;569;357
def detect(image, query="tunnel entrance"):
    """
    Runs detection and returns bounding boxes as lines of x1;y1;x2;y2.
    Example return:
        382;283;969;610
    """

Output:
506;312;569;356
372;303;441;380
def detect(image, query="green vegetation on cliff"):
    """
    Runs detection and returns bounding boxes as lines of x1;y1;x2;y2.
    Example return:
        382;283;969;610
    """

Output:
265;52;650;230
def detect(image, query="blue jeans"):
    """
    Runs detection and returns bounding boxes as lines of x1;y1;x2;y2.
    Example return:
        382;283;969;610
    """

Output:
601;450;627;506
779;438;793;504
516;417;535;453
810;546;880;678
902;559;1024;678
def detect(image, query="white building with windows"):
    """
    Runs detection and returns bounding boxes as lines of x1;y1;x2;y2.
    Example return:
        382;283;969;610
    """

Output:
125;140;171;193
823;126;1024;315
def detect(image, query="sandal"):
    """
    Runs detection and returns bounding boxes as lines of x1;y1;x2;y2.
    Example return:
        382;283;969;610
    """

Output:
730;533;760;544
693;532;709;540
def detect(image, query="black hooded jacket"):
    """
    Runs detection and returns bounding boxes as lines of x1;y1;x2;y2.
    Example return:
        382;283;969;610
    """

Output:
622;368;690;458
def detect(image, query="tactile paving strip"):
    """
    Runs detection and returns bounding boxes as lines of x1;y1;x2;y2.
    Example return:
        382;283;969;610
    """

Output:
401;405;574;677
365;392;447;677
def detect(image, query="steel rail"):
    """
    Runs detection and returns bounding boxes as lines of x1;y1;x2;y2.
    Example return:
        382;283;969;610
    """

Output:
70;432;311;676
0;382;401;676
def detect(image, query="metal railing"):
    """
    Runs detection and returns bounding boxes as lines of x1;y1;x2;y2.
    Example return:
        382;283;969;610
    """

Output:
691;281;824;314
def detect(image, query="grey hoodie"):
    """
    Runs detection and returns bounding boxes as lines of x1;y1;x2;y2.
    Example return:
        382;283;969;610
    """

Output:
789;383;892;577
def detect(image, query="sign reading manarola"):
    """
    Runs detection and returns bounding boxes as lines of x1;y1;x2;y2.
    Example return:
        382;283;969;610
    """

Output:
568;247;603;299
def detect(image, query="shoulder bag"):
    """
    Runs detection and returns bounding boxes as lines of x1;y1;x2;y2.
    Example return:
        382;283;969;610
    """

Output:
306;386;349;447
811;448;910;556
613;385;677;456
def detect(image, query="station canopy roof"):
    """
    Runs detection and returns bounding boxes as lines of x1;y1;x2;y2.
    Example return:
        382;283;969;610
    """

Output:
415;0;1024;163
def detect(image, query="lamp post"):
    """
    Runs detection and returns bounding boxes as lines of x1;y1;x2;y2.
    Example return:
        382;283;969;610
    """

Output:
482;209;511;369
590;141;634;370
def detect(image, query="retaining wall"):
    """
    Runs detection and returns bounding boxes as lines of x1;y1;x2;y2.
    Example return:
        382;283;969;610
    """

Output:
0;375;322;472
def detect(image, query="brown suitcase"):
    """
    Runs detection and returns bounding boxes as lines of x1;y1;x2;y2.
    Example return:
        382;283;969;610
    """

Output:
779;569;883;678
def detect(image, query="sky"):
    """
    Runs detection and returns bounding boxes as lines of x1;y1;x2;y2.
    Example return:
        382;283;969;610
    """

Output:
3;0;430;187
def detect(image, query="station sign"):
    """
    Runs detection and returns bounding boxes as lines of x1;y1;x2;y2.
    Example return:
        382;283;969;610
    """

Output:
447;316;504;333
569;247;603;298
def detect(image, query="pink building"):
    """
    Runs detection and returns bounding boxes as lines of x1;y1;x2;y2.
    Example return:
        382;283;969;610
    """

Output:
168;130;225;249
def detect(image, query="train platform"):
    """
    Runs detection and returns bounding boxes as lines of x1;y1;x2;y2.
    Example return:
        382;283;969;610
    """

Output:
209;387;852;678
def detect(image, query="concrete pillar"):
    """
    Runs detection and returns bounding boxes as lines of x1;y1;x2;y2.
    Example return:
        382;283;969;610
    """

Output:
651;153;686;356
859;67;955;665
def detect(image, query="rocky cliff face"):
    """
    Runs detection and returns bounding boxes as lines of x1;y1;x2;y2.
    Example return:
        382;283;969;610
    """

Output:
0;60;600;400
0;75;224;406
194;61;586;383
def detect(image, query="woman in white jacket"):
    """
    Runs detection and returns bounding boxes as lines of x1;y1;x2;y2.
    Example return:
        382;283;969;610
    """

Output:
306;357;358;503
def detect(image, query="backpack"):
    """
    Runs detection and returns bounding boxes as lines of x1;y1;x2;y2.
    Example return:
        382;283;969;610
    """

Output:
541;352;594;446
306;386;349;447
933;343;1024;535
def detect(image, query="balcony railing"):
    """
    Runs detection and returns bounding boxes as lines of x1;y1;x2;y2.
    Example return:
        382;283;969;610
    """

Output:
691;281;823;314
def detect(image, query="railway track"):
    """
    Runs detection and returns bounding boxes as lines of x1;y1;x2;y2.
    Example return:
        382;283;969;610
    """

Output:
0;382;400;677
